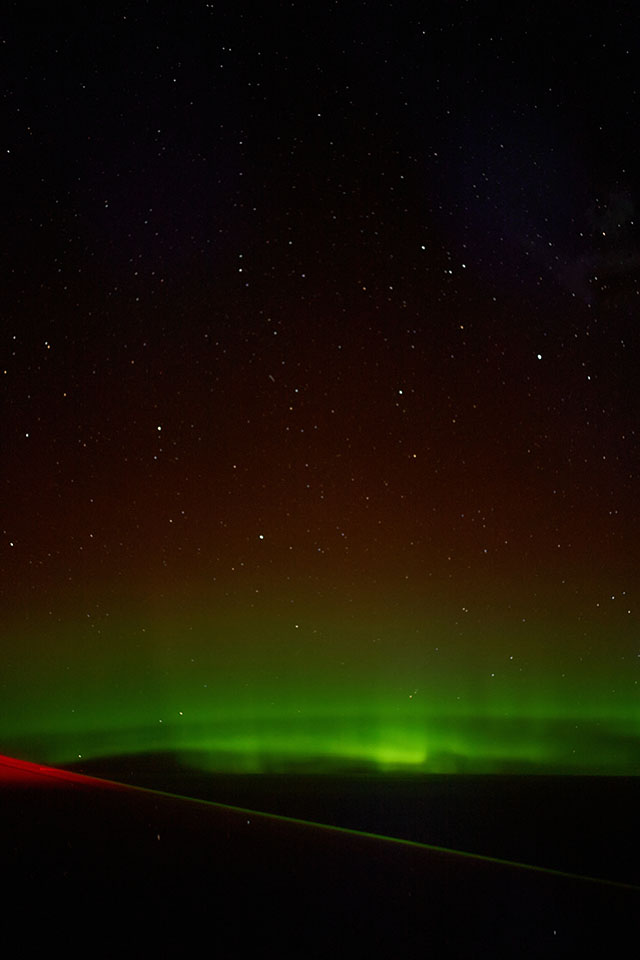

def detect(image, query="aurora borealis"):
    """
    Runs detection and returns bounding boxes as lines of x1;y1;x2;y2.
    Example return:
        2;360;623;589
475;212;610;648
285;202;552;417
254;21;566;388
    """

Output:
2;591;639;774
2;3;639;777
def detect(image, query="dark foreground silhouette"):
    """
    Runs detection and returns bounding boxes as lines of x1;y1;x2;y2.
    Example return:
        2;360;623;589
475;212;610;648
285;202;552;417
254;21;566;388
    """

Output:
2;754;638;956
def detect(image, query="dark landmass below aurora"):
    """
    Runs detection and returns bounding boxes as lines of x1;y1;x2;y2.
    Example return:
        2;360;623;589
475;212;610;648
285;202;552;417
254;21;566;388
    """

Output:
3;753;638;956
60;749;640;888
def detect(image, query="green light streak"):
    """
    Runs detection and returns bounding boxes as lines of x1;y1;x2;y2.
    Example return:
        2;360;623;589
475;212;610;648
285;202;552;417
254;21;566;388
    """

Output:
4;708;639;775
2;606;638;774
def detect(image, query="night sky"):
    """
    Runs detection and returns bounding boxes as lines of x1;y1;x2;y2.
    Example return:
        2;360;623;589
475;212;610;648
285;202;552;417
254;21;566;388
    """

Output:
2;2;639;774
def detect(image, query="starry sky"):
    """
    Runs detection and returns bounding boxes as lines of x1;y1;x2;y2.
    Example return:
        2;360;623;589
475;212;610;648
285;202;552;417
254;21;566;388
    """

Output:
2;2;639;774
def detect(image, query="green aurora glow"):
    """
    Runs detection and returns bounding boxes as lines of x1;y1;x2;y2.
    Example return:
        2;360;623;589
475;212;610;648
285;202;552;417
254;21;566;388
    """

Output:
3;602;638;774
2;5;639;782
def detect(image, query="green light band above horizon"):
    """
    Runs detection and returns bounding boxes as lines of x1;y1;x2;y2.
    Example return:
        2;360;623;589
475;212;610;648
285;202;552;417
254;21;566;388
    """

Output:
3;600;638;775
